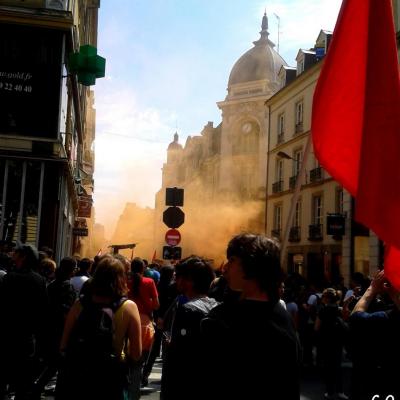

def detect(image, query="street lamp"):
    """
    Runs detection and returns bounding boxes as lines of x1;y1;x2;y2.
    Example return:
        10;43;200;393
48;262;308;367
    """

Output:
277;151;292;160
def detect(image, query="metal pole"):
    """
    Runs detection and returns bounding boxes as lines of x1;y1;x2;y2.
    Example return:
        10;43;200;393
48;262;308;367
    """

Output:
274;13;281;53
36;162;45;248
280;134;312;267
264;105;271;234
17;162;27;242
0;161;9;240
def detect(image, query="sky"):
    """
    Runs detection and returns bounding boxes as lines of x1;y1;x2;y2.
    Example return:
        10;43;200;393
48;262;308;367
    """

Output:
93;0;343;237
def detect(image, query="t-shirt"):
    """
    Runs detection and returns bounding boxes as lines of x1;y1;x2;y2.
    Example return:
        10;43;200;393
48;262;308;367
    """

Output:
130;277;158;317
286;301;299;317
71;275;89;295
201;300;301;400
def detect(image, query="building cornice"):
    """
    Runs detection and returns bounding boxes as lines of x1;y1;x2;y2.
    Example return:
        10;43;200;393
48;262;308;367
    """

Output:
0;6;73;30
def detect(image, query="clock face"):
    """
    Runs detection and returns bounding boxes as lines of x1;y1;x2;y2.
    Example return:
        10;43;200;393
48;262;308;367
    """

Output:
242;122;252;134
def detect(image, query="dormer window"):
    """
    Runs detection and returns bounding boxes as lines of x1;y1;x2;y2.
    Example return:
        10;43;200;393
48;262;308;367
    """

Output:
297;57;305;75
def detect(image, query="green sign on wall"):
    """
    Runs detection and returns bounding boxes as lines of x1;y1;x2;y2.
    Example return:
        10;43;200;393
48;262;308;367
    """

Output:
69;45;106;86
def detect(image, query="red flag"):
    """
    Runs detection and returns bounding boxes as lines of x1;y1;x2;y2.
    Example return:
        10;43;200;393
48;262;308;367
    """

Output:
312;0;400;288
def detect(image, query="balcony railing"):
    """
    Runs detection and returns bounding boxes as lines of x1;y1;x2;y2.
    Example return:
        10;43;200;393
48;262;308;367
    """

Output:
295;122;303;134
271;229;281;240
277;133;284;144
310;167;323;183
289;226;301;242
308;224;323;241
272;180;283;193
289;175;298;190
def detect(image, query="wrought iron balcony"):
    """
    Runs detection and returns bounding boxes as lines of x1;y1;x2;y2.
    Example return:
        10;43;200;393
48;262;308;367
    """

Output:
289;175;298;190
295;122;303;133
289;226;301;242
271;229;281;240
272;180;283;193
310;167;323;183
308;224;323;241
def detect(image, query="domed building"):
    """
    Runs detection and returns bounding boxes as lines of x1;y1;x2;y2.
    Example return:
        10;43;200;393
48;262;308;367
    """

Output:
155;13;286;262
218;12;286;201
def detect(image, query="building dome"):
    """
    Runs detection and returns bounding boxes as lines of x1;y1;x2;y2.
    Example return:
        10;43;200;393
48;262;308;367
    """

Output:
167;132;183;151
228;13;286;87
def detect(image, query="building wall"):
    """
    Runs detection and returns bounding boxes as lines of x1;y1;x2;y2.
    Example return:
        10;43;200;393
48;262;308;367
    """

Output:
266;41;349;283
0;0;101;261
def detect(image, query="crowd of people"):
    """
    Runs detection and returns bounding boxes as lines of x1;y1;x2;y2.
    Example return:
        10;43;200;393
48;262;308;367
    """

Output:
0;235;399;400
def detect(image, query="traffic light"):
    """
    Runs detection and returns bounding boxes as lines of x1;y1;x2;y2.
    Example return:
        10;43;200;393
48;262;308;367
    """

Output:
163;246;182;260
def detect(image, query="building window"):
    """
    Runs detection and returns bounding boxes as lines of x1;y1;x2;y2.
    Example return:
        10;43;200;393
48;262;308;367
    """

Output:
312;194;323;225
294;200;301;227
277;113;285;143
273;204;282;236
276;159;284;181
297;57;305;75
336;187;344;214
292;149;302;177
295;101;303;133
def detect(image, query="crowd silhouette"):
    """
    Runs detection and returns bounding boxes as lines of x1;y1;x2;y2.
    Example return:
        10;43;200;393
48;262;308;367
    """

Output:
0;235;399;400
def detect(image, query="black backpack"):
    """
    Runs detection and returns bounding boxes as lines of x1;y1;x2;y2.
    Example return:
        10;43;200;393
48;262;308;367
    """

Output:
61;296;128;399
67;296;127;363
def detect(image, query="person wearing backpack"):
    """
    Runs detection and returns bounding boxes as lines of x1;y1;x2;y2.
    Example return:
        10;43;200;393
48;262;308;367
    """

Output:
57;255;142;400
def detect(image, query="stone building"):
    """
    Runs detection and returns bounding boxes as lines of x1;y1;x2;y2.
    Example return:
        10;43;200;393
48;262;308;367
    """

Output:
266;30;348;283
155;13;285;265
0;0;101;262
111;202;155;261
156;7;399;278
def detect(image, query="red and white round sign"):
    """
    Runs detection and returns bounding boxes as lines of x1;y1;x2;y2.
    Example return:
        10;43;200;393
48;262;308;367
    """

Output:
165;229;181;246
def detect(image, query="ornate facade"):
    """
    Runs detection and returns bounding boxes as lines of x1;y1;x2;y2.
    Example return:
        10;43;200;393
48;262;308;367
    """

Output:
155;14;285;264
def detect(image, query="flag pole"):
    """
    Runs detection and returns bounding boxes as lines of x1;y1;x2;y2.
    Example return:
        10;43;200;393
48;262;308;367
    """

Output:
280;134;312;267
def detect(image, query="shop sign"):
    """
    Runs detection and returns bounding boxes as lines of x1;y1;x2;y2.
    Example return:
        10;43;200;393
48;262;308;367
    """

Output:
78;195;92;218
326;214;345;236
73;227;88;236
0;24;63;138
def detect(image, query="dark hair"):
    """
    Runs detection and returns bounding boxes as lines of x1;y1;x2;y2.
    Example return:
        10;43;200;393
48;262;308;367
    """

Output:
131;257;145;297
77;258;92;275
91;255;127;299
40;246;54;259
226;233;283;302
322;288;340;304
14;243;40;271
56;257;76;281
175;256;215;294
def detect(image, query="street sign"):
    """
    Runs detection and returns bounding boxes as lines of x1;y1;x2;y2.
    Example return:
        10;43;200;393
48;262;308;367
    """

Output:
72;227;88;236
163;246;182;260
163;206;185;228
327;214;345;236
165;229;181;246
166;187;184;207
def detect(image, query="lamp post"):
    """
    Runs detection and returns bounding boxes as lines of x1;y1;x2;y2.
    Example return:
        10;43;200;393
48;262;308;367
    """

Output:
279;136;312;268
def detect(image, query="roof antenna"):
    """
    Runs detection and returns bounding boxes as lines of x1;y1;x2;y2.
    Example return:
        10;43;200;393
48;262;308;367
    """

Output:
273;13;281;53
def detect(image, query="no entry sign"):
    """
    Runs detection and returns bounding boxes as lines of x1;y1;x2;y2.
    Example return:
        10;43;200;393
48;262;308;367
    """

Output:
165;229;181;246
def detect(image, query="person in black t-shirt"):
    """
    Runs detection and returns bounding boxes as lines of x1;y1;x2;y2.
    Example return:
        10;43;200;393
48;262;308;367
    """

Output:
201;233;301;400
